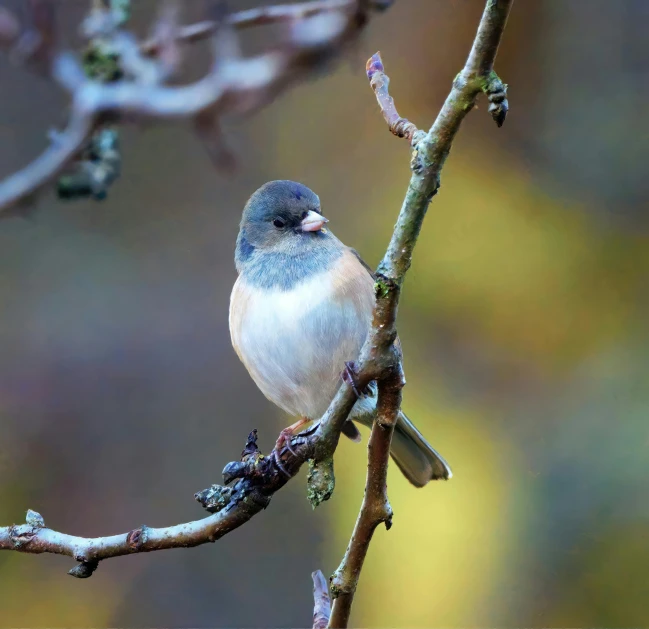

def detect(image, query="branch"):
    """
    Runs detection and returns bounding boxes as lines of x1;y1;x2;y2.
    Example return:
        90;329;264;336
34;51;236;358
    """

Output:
328;367;402;627
141;0;361;56
327;1;513;626
0;419;353;576
365;52;422;144
0;0;389;214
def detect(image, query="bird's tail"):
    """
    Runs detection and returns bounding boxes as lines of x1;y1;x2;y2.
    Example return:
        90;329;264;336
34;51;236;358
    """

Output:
348;397;452;487
389;411;452;486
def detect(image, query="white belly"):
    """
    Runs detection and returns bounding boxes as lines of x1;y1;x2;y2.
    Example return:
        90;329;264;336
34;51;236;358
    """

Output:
229;266;373;419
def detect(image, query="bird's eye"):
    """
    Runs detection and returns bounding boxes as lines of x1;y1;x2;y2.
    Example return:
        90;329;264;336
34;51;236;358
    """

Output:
300;211;308;220
273;217;286;228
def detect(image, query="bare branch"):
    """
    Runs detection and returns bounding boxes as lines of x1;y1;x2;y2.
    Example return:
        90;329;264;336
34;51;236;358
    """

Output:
141;0;359;56
328;367;402;628
146;2;181;80
326;2;513;627
365;52;423;145
0;394;356;576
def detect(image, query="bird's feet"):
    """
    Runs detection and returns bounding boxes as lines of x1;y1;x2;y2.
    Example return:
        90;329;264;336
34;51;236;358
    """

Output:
271;417;309;478
342;361;373;398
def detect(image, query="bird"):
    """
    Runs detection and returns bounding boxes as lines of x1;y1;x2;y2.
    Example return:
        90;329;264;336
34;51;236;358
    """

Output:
229;180;452;486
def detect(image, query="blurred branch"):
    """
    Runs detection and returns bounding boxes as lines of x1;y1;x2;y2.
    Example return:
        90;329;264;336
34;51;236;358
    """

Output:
0;0;55;74
0;0;390;214
140;0;367;56
312;569;332;629
56;1;127;201
0;0;512;626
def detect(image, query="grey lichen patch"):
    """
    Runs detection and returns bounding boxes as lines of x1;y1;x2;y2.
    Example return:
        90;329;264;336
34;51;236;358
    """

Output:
329;570;353;599
307;457;335;509
453;88;477;116
329;580;343;599
374;277;390;299
82;46;123;82
57;129;121;201
195;484;236;513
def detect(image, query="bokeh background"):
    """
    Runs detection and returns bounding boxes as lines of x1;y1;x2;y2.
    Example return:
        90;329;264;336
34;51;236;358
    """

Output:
1;0;649;626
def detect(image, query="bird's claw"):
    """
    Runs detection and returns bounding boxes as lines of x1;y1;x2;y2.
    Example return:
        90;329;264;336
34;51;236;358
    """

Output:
271;427;298;479
342;361;373;398
270;449;292;479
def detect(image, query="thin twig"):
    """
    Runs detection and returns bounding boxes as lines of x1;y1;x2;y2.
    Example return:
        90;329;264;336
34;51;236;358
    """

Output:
375;1;512;286
366;52;422;144
141;0;357;56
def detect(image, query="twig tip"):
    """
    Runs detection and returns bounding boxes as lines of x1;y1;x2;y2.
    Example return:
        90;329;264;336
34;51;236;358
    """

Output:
366;51;383;79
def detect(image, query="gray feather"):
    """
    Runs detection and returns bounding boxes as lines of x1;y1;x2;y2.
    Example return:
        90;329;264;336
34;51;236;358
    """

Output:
389;411;452;486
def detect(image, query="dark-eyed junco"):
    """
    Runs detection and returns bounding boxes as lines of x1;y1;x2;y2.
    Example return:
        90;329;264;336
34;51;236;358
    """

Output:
229;180;451;486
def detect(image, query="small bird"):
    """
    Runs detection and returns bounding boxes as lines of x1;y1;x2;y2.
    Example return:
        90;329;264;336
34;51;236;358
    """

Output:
229;180;452;486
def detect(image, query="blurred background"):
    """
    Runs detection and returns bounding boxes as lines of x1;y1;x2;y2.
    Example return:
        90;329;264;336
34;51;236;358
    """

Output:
1;0;649;626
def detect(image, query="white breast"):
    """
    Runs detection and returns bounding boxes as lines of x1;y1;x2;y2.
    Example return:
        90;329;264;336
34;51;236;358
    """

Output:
229;255;374;419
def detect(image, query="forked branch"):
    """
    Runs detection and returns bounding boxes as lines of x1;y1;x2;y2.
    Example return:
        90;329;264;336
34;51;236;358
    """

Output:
327;1;513;626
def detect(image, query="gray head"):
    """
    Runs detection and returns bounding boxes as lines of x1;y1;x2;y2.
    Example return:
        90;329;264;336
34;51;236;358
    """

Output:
235;181;343;289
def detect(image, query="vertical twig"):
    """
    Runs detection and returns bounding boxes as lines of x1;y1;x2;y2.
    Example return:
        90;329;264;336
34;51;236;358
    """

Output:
327;1;514;627
328;369;402;628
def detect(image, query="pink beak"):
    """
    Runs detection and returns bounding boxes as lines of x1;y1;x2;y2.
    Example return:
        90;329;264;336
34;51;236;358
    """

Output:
300;210;329;232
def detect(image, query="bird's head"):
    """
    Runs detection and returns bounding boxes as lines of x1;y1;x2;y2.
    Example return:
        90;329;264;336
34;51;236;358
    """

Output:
237;180;329;257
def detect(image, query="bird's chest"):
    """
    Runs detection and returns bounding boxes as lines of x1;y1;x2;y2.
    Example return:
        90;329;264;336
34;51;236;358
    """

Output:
235;272;336;361
229;263;373;418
